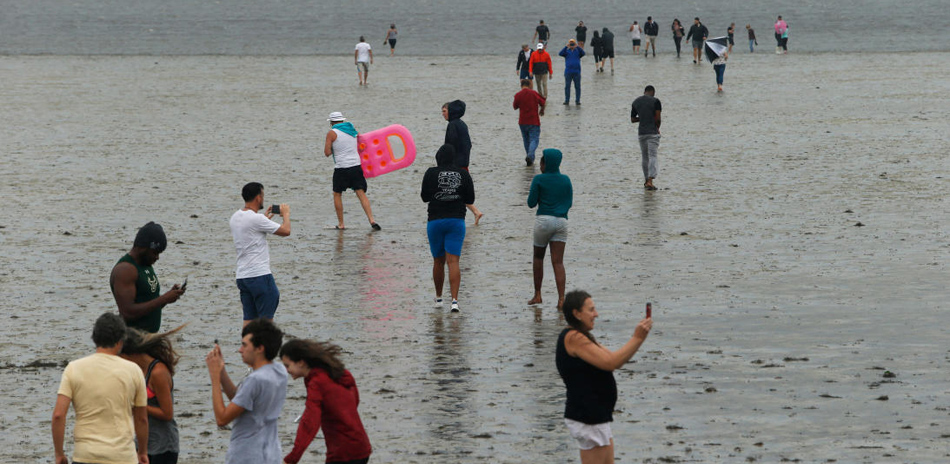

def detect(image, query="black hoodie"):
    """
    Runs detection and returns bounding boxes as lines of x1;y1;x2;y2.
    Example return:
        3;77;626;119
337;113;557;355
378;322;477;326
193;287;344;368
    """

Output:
421;144;475;221
443;100;472;168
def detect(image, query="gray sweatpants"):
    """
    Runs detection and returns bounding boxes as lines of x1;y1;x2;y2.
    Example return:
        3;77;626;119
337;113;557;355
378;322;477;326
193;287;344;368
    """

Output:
639;134;660;180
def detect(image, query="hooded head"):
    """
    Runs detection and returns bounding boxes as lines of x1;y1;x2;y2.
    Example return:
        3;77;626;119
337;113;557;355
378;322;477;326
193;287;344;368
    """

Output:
541;148;562;173
444;100;466;121
435;144;457;167
602;27;610;34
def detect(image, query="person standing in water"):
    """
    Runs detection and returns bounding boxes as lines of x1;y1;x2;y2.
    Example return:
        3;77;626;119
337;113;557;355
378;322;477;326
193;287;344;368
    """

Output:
727;23;736;53
629;21;641;54
324;111;381;230
747;24;758;52
110;221;184;333
575;21;588;48
354;36;373;85
421;144;476;313
774;15;788;54
559;39;585;105
556;290;653;464
527;149;572;310
383;24;397;56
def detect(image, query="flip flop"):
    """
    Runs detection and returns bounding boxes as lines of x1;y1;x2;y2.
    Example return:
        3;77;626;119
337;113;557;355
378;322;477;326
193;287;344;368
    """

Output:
371;223;382;231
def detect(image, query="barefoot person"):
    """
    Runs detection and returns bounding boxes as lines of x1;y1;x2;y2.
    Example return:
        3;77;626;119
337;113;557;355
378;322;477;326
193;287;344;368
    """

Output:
121;326;186;464
279;339;372;464
556;290;653;464
383;24;397;56
421;144;475;313
324;111;381;230
354;36;373;85
527;149;572;309
442;100;484;224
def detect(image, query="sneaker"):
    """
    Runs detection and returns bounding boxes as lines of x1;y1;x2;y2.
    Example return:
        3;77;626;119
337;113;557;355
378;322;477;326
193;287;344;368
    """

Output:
563;101;569;105
451;300;460;313
525;157;534;166
434;297;443;306
575;101;581;105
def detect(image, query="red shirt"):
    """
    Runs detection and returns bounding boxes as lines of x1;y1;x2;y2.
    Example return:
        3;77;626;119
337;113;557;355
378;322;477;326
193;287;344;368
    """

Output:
513;88;546;126
283;369;372;464
528;49;553;75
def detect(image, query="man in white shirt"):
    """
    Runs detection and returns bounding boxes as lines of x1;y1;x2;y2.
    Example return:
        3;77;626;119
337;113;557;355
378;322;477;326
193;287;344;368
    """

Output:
354;36;373;85
229;182;291;327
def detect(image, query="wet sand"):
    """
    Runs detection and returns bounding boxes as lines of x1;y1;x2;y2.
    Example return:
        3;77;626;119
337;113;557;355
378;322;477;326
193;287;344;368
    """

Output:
2;51;950;463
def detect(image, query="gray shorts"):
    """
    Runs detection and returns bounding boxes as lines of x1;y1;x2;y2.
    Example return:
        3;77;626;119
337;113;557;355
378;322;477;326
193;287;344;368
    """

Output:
356;61;368;73
533;215;568;247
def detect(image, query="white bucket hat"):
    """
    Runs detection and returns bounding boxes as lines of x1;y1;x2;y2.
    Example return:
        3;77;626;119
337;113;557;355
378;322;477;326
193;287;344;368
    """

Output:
327;111;347;122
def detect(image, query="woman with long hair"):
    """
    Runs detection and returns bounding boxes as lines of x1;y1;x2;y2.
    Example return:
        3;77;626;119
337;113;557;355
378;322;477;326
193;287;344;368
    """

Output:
120;325;186;464
556;291;652;464
280;339;371;464
671;19;685;58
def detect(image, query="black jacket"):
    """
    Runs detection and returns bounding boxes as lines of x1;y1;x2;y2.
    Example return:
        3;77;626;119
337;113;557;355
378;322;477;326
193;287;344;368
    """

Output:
443;100;472;168
516;49;533;71
686;23;709;41
600;29;614;50
421;144;475;221
644;21;659;36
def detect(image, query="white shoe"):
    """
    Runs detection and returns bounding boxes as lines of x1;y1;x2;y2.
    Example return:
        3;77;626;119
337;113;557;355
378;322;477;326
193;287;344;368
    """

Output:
434;297;443;307
451;300;460;313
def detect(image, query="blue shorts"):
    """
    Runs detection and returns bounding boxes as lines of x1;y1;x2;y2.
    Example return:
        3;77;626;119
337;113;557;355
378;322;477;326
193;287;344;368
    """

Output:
427;218;466;258
237;274;280;321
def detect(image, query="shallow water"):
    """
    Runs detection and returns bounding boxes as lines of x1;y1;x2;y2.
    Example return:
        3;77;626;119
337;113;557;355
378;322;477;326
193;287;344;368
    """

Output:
2;51;950;463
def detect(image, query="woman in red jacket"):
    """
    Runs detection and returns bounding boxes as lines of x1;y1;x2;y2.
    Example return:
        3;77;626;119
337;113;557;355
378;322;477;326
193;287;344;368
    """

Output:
280;339;371;464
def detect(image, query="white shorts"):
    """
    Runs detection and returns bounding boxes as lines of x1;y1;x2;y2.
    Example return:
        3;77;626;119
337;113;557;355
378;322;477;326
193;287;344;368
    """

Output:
565;418;613;450
533;215;568;247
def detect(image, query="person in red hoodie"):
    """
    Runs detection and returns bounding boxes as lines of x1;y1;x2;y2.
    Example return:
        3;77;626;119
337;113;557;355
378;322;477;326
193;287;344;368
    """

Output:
528;43;553;99
280;339;371;464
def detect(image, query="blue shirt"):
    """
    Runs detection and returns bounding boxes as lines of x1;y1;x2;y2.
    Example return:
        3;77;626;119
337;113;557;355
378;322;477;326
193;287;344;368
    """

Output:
558;46;586;74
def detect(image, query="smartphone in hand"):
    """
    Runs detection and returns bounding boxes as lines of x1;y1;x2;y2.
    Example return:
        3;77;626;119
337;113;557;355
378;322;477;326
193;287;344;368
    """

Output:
646;302;652;319
181;277;188;291
271;204;281;215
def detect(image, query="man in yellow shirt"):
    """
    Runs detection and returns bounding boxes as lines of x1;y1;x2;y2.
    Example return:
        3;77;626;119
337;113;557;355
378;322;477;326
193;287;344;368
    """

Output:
52;312;149;464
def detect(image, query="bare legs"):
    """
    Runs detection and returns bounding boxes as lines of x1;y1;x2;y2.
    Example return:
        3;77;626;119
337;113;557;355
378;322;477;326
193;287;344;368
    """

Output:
333;190;377;229
579;438;615;464
466;204;484;225
432;254;461;301
529;241;566;308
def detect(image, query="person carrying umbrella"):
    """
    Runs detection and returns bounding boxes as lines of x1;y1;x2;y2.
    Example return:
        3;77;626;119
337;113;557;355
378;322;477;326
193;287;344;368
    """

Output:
704;37;730;92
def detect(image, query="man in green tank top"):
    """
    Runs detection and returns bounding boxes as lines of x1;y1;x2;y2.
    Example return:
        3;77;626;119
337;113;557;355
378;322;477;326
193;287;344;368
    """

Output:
110;222;185;333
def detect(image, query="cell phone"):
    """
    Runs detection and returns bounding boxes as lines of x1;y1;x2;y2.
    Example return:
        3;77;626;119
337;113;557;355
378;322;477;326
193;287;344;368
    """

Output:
646;302;652;319
181;277;188;291
271;204;281;215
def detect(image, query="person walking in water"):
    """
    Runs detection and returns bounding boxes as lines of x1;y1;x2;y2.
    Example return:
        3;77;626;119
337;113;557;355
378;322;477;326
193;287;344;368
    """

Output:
559;39;585;105
527;149;572;310
628;21;641;54
442;100;484;224
671;19;685;58
421;144;476;313
279;339;372;464
774;15;788;54
354;36;373;85
516;43;534;80
556;290;652;464
324;112;381;230
727;23;736;53
600;27;615;73
513;78;546;166
686;17;709;64
533;19;551;46
590;31;603;72
746;24;758;52
712;49;729;92
643;16;659;57
529;43;553;98
630;85;662;190
383;24;397;56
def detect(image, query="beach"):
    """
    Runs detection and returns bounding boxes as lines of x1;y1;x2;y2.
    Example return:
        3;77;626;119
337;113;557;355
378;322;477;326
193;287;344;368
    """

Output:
2;50;950;463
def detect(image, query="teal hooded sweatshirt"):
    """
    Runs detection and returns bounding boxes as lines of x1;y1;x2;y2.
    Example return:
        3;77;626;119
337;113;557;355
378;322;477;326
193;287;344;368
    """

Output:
527;148;573;219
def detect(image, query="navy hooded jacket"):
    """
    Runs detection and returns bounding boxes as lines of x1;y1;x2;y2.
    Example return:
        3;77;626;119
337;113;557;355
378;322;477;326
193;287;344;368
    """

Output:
443;100;472;168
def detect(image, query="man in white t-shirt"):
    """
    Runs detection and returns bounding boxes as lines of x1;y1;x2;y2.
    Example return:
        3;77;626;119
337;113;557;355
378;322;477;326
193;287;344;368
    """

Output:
229;182;291;327
52;312;149;464
354;36;373;85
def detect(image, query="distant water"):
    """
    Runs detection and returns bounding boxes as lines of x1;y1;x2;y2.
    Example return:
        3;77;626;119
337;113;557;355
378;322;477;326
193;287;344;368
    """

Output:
2;0;948;55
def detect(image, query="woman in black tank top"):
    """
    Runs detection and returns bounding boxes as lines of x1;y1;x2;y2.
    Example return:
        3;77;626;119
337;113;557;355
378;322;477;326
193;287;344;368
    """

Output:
556;290;653;463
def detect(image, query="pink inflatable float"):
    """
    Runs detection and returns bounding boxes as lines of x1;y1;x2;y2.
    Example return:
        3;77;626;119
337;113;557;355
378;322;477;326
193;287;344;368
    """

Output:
357;124;416;178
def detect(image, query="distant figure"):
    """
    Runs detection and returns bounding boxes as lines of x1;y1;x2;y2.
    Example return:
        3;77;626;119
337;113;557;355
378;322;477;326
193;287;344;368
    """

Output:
527;149;573;310
747;24;758;52
110;221;184;333
279;339;372;464
52;313;148;464
630;85;662;190
643;16;659;57
354;36;373;85
774;15;788;54
727;23;736;53
529;43;553;98
534;19;551;46
575;21;588;48
600;27;615;73
671;19;685;58
781;24;789;53
324;111;381;230
421;144;476;313
205;319;287;464
556;290;653;464
712;49;729;92
686;17;709;64
229;182;291;327
384;24;397;56
513;78;546;166
628;21;641;53
590;30;604;71
442;100;484;224
559;39;586;105
121;326;186;464
516;43;534;80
